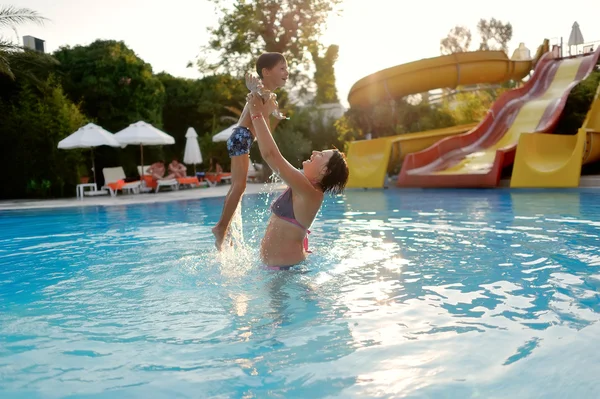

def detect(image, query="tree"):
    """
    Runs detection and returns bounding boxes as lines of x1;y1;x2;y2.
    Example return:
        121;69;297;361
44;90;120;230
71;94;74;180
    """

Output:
0;5;46;78
440;19;513;55
53;40;165;133
52;40;166;178
0;75;87;199
477;18;513;53
440;26;472;55
200;0;341;89
310;43;339;104
157;72;249;164
0;5;58;85
477;18;512;53
442;90;496;125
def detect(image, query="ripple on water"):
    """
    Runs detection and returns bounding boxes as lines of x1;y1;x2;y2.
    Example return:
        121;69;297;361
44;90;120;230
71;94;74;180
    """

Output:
1;189;600;398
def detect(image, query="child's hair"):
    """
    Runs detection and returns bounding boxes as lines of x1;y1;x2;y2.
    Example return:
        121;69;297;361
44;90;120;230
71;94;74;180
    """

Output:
256;52;286;79
320;149;349;195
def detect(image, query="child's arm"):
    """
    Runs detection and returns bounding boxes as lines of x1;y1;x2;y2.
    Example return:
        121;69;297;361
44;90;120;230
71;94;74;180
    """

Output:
248;93;319;199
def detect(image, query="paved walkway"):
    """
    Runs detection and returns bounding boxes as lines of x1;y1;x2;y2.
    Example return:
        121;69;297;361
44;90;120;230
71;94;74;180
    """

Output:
0;182;287;211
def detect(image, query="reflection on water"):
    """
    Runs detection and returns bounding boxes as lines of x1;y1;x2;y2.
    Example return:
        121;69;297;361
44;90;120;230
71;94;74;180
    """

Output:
1;188;600;398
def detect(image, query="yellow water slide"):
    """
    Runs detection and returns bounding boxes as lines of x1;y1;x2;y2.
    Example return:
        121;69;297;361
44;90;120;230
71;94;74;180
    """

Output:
348;49;542;108
511;82;600;187
346;123;477;188
346;44;547;188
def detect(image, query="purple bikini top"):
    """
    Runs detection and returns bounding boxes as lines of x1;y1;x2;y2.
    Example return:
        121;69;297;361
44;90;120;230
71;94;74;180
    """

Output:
271;188;308;231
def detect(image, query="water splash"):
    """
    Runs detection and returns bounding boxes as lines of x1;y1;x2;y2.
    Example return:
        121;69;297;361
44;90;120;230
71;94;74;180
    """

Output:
218;204;253;278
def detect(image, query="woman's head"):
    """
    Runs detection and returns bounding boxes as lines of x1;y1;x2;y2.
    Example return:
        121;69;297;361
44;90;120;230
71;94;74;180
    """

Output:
256;52;288;88
302;149;349;195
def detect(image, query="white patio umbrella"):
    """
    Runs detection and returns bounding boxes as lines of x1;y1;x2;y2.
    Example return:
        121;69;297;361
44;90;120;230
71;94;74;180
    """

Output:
114;121;175;176
57;122;121;184
183;127;202;174
212;124;237;142
568;21;584;55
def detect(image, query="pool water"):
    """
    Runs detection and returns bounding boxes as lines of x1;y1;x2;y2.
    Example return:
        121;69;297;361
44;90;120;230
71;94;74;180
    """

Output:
1;188;600;398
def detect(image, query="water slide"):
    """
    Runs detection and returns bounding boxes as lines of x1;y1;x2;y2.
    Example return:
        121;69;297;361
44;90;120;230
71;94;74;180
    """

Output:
346;44;548;188
347;123;477;188
511;81;600;187
397;46;600;188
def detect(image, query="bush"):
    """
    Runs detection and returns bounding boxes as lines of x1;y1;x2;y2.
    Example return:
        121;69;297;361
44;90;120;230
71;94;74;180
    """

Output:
554;70;600;134
0;76;87;199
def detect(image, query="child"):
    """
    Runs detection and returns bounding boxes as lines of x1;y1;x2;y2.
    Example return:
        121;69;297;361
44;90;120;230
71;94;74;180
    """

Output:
212;52;289;250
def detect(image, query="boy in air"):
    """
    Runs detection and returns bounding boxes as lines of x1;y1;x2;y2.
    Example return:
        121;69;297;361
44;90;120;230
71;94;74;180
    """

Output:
212;52;289;250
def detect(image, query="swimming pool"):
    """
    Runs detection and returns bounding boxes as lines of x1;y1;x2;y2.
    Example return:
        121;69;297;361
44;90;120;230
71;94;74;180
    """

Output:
1;188;599;398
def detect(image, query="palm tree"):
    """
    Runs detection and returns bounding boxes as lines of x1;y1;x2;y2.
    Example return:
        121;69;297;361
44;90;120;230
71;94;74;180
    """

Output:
0;5;49;79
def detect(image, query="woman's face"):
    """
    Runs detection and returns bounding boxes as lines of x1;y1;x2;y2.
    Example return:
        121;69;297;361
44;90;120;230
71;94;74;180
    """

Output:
302;150;334;181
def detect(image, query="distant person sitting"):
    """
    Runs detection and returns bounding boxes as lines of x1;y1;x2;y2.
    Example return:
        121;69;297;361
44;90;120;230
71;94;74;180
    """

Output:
207;157;224;175
146;161;175;180
169;158;187;178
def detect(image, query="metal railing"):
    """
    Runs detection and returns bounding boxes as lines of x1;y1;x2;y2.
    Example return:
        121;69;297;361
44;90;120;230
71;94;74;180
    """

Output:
549;37;600;57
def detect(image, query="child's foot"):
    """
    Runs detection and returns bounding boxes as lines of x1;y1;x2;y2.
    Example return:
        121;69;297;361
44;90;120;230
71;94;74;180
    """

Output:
212;224;227;251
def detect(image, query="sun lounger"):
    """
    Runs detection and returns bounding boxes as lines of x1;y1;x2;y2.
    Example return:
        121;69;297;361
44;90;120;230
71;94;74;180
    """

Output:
177;176;208;188
140;175;179;193
101;167;141;197
206;173;232;187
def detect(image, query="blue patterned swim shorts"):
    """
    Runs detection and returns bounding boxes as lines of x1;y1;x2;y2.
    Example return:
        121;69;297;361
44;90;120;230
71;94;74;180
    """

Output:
226;126;255;157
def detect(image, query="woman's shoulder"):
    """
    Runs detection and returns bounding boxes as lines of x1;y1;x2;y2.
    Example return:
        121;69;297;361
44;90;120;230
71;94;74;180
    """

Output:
294;186;324;204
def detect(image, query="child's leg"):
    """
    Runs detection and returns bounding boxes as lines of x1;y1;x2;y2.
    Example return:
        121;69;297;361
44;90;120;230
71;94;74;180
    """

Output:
212;154;249;250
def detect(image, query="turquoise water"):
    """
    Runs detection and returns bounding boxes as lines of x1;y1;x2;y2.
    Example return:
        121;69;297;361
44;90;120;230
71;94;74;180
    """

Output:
1;188;600;398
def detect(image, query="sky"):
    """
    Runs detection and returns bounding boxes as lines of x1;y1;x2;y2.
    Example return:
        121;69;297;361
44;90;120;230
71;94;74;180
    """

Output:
6;0;598;107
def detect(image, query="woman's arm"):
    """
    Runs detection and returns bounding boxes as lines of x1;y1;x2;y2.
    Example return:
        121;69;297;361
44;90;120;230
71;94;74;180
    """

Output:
247;93;318;198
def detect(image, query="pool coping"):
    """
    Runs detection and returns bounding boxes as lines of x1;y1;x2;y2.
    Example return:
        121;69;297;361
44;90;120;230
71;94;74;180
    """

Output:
1;176;599;211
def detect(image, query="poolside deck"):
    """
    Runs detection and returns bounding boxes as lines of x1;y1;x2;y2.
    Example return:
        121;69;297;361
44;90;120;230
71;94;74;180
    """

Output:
0;182;287;211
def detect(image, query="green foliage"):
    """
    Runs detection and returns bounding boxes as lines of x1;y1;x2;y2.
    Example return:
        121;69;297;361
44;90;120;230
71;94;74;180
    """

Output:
158;72;272;169
1;48;59;89
265;105;344;168
157;72;248;163
0;5;49;79
52;40;166;176
0;76;87;199
271;122;312;168
201;0;341;89
53;40;165;132
396;101;456;133
198;132;231;172
311;44;339;104
441;89;498;125
334;111;363;151
347;99;456;138
554;70;600;134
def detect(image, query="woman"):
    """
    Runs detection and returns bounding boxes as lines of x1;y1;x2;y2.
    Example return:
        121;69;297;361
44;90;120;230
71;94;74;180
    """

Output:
246;92;349;269
207;157;224;175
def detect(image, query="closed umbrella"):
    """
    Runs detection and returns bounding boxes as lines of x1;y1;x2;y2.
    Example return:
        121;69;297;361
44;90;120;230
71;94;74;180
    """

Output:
114;121;175;176
183;127;202;174
57;123;121;184
568;21;584;55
